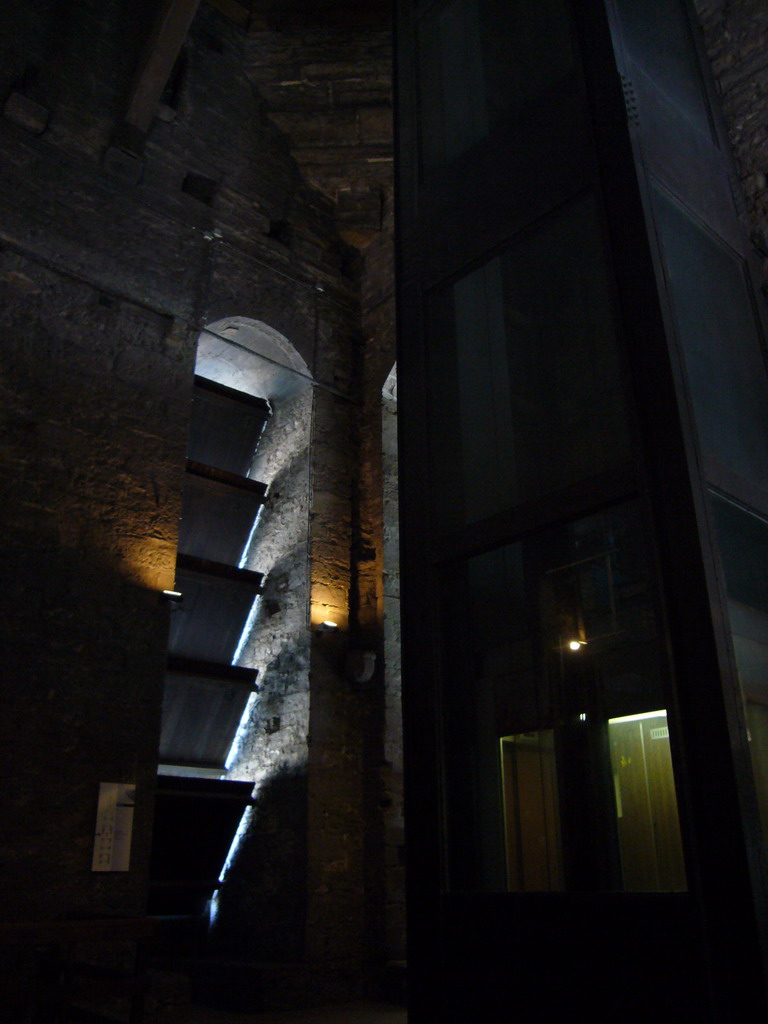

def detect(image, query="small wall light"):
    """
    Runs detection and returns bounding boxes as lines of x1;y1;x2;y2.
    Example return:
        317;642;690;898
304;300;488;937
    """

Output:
160;589;183;604
567;639;586;651
316;620;339;634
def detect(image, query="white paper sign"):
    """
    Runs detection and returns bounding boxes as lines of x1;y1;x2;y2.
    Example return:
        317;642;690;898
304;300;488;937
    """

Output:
92;782;135;872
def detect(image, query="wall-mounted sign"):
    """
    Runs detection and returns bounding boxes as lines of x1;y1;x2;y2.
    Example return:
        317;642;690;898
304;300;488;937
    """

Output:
92;782;135;872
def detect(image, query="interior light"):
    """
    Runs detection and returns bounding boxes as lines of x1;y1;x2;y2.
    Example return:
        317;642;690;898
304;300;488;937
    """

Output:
609;709;667;725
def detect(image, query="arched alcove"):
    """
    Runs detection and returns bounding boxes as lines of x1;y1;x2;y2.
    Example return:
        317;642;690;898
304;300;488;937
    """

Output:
196;317;312;403
183;316;316;959
198;319;315;789
160;317;314;778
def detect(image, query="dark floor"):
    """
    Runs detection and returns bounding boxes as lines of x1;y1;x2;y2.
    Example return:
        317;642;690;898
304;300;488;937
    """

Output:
185;1002;407;1024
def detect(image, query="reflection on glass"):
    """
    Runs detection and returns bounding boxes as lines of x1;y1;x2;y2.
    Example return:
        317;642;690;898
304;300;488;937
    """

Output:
500;730;563;892
653;189;768;496
612;0;712;139
417;0;573;169
608;711;686;891
499;712;685;893
712;494;768;843
427;195;631;531
441;503;686;892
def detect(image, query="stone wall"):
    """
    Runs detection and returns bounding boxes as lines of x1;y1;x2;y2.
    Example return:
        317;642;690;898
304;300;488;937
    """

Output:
212;382;314;961
0;0;379;1007
695;0;768;250
242;11;400;986
4;0;767;1013
381;371;405;969
0;0;196;932
358;194;404;973
244;20;392;240
0;253;188;923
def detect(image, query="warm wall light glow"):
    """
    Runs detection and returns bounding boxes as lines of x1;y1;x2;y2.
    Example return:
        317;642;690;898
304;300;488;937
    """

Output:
316;620;339;633
568;639;586;651
122;538;177;591
311;580;348;631
310;602;348;630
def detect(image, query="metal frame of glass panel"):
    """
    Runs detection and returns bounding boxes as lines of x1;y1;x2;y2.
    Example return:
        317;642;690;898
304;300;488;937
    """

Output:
396;0;768;1019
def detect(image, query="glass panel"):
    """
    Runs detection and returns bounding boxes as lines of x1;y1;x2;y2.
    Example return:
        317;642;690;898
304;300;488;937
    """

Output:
653;189;768;497
417;0;574;169
427;196;631;531
500;730;563;892
711;494;768;843
612;0;712;139
607;710;685;891
440;502;686;892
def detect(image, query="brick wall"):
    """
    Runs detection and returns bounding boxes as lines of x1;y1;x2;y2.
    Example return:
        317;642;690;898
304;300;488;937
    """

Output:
3;0;767;1012
695;0;768;250
0;0;378;1005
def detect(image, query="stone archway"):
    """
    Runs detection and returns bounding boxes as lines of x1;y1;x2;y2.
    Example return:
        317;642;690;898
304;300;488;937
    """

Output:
196;316;312;402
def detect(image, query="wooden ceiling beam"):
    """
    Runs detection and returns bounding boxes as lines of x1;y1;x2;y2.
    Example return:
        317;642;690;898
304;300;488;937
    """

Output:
125;0;202;134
